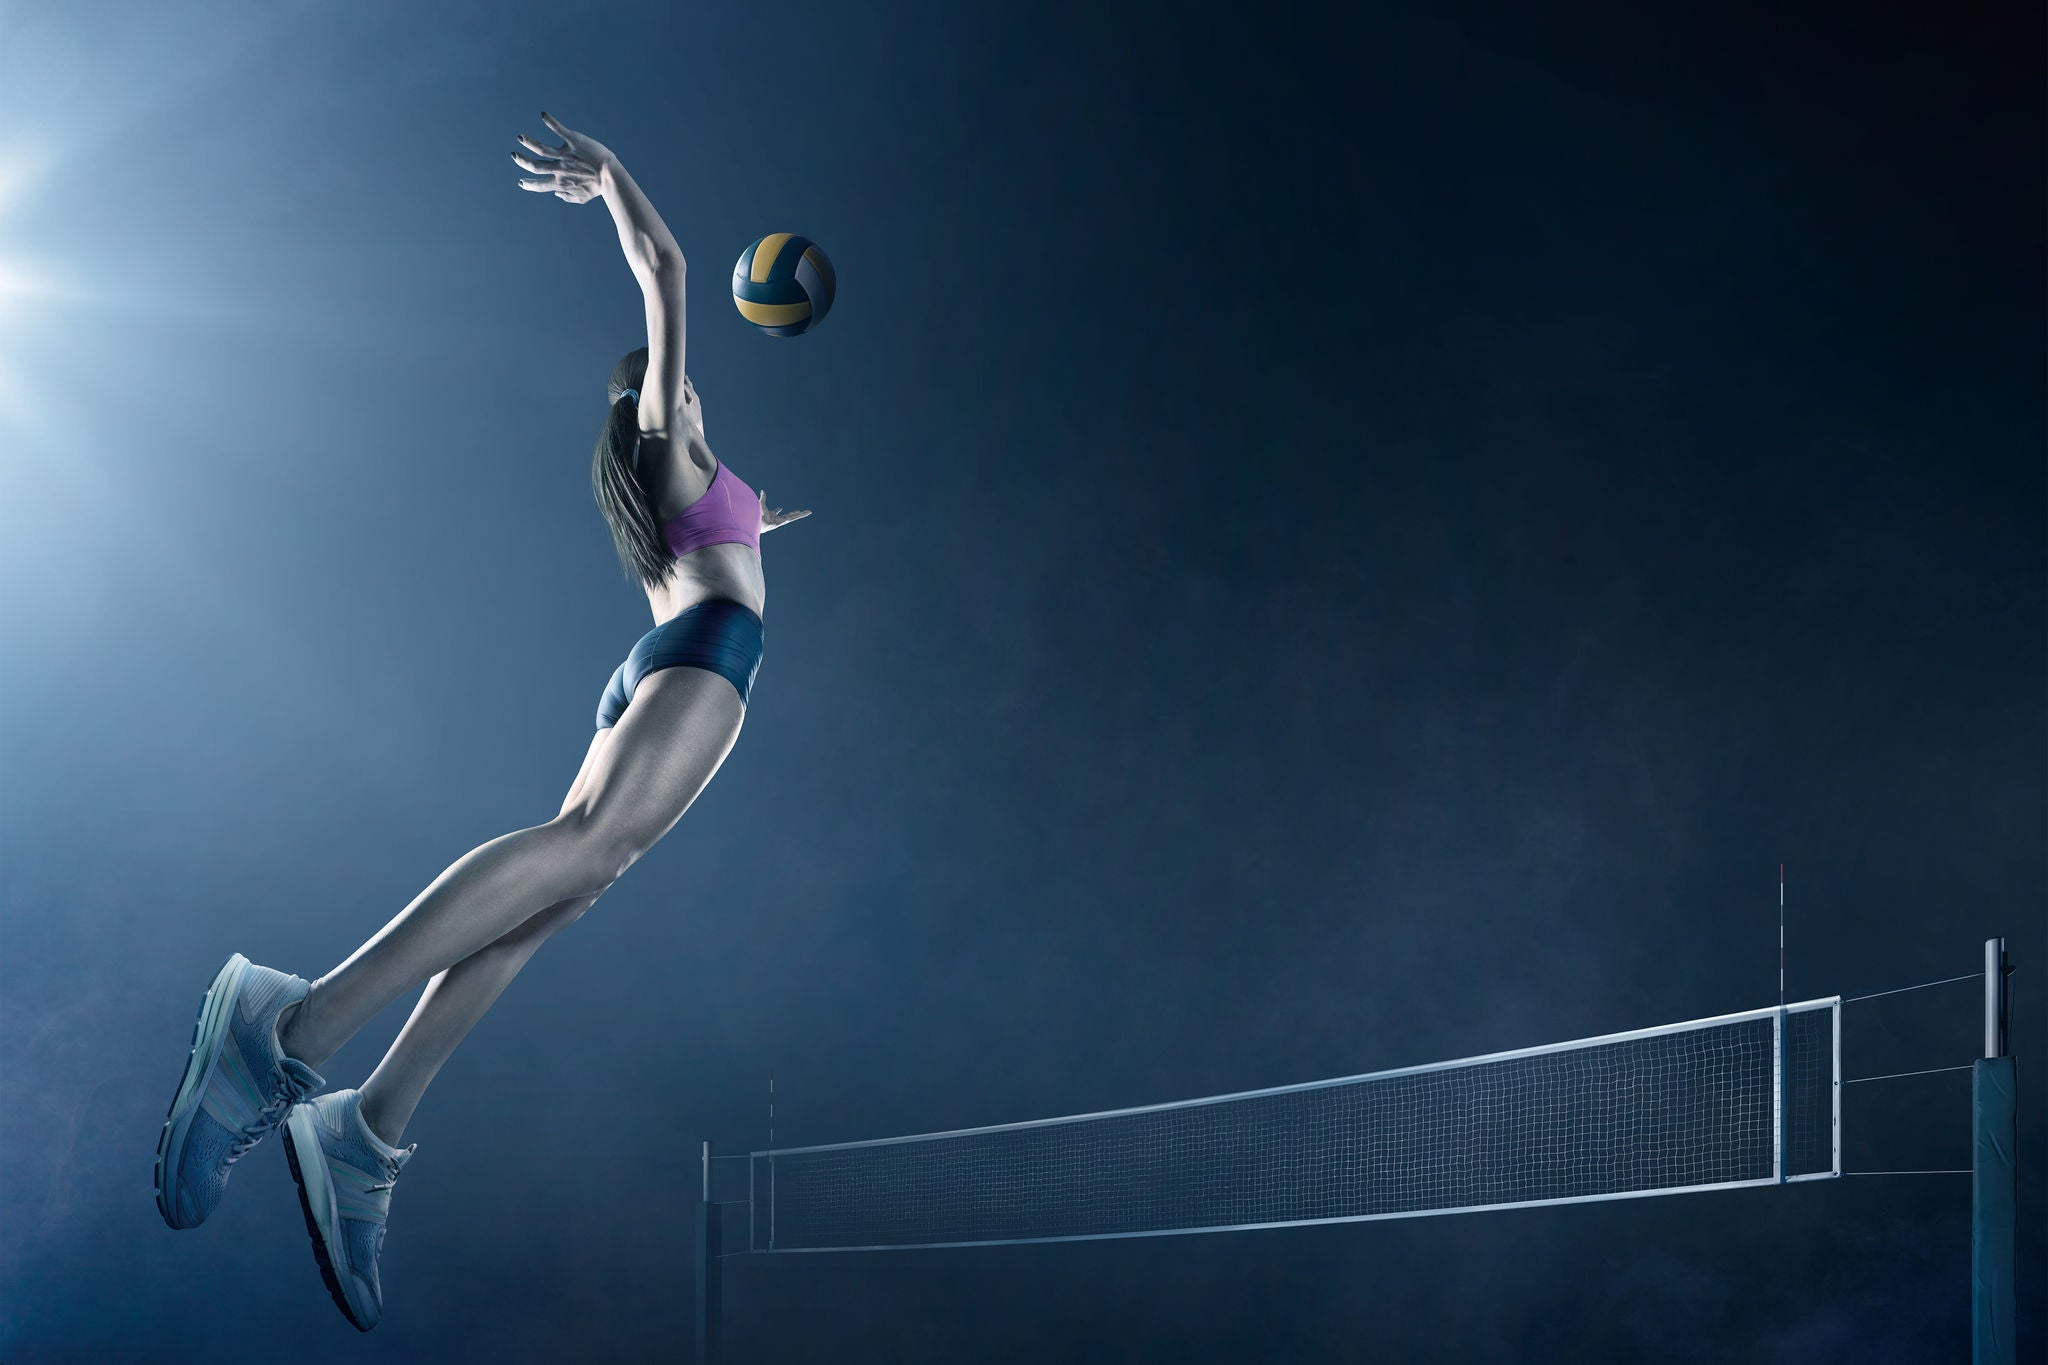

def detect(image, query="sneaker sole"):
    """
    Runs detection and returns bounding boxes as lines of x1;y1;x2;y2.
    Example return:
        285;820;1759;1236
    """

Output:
283;1104;378;1332
153;952;250;1229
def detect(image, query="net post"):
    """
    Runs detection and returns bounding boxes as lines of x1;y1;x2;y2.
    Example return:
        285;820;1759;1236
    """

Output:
1984;937;2010;1059
696;1139;723;1365
1972;938;2014;1365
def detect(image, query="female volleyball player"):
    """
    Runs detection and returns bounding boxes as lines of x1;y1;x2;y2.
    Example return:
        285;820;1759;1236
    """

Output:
152;113;808;1331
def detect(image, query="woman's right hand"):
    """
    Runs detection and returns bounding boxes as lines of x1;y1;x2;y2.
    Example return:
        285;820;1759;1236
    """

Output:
512;112;615;205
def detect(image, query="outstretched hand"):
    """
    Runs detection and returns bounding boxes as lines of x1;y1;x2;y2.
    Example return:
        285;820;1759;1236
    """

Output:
512;113;614;204
760;492;811;535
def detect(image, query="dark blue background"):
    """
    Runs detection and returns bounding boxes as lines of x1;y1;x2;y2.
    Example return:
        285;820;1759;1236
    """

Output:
1;0;2040;1360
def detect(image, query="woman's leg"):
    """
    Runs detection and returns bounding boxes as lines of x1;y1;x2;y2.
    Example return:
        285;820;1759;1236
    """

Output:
278;667;746;1070
354;891;597;1144
347;727;621;1144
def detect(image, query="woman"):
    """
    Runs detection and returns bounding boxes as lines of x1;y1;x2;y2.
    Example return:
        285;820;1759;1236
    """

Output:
151;113;808;1332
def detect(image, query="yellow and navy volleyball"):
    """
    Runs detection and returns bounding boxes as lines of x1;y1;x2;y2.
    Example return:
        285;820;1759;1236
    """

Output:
731;234;836;336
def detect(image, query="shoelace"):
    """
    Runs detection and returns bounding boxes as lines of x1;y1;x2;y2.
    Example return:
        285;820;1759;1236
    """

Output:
224;1058;322;1164
364;1145;412;1198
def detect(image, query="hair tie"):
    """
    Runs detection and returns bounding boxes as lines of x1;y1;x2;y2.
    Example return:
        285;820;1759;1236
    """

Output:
616;387;639;405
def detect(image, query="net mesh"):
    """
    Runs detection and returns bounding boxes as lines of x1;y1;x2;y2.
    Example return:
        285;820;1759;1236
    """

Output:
759;1000;1838;1252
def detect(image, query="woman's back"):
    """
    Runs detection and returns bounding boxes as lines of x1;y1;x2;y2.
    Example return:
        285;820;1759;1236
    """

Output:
637;429;767;623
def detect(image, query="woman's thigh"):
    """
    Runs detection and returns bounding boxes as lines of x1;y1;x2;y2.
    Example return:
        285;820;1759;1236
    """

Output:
560;728;614;817
558;665;746;868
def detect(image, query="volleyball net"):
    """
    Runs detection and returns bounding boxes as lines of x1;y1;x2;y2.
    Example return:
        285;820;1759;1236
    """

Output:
745;997;1840;1254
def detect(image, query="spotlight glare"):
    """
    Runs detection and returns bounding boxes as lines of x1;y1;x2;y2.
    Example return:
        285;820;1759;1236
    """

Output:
0;147;48;221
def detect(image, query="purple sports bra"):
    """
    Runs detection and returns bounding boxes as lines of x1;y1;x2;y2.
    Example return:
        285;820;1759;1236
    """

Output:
660;459;760;558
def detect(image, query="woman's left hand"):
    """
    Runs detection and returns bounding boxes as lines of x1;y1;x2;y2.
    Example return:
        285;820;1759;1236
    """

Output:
759;492;811;534
512;112;614;204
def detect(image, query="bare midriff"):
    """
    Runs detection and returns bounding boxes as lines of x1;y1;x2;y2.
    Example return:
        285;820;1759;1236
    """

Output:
643;541;764;625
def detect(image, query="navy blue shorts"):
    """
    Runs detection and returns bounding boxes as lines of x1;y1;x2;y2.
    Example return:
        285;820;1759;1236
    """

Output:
596;599;764;729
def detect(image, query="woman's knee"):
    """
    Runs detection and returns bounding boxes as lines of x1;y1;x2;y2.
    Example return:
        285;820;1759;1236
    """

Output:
542;810;650;892
533;891;601;938
488;892;600;956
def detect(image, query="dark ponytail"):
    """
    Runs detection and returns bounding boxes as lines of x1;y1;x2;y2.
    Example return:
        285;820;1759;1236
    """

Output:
591;347;673;588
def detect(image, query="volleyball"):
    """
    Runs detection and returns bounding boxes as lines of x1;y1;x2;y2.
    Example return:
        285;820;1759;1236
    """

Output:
731;234;836;336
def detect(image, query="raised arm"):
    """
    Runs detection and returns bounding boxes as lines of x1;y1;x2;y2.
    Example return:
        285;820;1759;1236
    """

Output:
515;113;689;441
